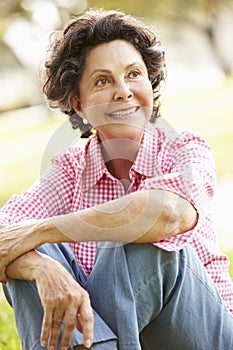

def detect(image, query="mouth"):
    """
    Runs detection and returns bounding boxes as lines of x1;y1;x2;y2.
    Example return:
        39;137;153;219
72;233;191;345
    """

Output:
107;106;140;119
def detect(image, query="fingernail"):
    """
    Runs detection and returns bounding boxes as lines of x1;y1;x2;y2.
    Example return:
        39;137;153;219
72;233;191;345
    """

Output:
84;339;92;348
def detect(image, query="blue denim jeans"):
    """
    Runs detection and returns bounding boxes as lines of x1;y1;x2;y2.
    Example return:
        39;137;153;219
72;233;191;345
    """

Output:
3;242;233;349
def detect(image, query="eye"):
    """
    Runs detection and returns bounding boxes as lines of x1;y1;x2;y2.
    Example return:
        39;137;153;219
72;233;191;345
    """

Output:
95;77;108;87
128;70;141;79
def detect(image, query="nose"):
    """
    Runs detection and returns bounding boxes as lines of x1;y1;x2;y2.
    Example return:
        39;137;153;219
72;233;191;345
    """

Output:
113;80;133;101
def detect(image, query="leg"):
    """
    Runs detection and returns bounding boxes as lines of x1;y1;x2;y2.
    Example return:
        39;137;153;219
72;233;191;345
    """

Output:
3;243;117;350
85;242;233;350
139;244;233;350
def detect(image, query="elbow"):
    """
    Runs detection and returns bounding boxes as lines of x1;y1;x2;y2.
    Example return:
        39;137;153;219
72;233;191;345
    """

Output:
179;204;197;234
165;196;198;236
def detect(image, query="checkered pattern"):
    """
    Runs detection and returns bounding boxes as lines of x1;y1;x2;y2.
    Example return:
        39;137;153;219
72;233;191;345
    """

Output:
1;123;233;312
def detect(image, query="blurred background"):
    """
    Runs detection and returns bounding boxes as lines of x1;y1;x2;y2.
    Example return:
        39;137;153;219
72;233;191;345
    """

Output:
0;0;233;347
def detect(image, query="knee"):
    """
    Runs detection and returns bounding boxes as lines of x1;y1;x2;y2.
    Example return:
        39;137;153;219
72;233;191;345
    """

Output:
123;243;178;278
95;242;180;288
123;244;181;305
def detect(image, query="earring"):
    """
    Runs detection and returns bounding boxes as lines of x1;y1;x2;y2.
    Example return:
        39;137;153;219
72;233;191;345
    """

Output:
83;118;88;125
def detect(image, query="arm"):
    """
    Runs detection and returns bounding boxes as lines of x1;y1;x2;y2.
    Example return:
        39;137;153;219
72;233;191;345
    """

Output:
0;188;196;281
51;188;197;243
6;250;94;350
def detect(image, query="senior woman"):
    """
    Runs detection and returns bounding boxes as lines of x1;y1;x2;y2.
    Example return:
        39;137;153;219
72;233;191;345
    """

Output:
1;8;233;350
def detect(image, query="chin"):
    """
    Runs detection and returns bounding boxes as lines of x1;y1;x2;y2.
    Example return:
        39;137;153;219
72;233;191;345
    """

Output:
97;122;146;143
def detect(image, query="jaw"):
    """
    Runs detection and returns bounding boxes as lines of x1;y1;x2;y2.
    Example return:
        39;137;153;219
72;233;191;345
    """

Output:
96;122;145;144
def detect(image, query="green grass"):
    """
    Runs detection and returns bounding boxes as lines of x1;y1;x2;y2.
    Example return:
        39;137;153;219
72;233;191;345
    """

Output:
0;290;21;349
0;108;64;207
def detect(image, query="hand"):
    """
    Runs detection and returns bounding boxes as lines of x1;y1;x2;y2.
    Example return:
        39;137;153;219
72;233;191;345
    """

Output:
0;221;45;283
35;259;94;350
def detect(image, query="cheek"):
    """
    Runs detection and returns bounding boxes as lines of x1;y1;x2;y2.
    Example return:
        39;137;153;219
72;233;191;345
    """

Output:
136;78;153;99
82;90;111;110
82;102;108;128
139;85;154;121
137;83;153;110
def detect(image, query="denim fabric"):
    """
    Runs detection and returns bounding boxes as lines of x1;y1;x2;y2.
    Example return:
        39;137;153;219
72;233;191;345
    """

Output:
3;242;233;350
86;242;233;350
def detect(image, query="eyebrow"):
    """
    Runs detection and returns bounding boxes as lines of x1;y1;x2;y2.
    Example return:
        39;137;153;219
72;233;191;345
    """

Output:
89;69;111;78
88;62;145;78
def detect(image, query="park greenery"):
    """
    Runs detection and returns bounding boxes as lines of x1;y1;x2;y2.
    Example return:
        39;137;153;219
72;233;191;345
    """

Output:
0;293;21;350
0;0;233;100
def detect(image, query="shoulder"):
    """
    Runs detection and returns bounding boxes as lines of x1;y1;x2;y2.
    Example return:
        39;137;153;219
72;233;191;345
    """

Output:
153;122;212;152
179;129;212;149
52;145;84;167
50;137;95;176
146;123;215;170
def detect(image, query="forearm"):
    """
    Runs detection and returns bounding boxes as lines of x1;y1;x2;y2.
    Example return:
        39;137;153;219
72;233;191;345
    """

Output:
48;189;197;244
6;250;56;281
1;189;197;275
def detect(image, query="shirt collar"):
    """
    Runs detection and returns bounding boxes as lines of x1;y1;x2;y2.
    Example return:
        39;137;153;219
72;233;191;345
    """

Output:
82;123;160;191
81;135;107;192
132;123;160;177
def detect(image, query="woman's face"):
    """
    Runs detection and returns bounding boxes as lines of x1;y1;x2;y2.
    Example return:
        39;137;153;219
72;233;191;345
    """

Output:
74;39;153;143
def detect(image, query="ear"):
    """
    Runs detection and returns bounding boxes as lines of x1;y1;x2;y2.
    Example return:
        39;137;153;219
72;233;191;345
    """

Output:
71;96;82;113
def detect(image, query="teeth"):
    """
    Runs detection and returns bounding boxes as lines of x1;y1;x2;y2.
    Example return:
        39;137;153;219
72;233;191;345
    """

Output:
109;107;137;118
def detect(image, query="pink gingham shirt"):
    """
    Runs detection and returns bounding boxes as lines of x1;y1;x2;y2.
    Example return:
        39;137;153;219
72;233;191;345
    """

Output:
1;123;233;312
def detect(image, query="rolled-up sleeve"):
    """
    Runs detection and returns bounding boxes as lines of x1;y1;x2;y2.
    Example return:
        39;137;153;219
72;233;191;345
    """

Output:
143;129;217;250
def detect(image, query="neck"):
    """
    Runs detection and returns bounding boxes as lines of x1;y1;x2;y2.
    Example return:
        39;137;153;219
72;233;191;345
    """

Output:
106;159;132;192
100;138;140;187
106;158;133;179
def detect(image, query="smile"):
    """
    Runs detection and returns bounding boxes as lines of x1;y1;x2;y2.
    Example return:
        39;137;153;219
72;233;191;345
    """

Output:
107;106;139;119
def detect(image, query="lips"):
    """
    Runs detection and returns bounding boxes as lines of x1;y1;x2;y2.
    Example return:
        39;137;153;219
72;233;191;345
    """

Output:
107;106;139;119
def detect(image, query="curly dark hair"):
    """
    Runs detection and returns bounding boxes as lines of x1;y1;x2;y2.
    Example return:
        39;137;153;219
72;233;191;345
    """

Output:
42;8;166;137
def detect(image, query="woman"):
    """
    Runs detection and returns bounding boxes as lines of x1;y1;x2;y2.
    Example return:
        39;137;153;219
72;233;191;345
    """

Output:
1;8;233;350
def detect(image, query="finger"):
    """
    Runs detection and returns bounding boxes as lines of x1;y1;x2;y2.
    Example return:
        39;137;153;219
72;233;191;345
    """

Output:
78;299;94;349
1;277;10;285
40;307;53;348
47;308;65;349
76;313;83;333
0;270;9;284
60;309;77;350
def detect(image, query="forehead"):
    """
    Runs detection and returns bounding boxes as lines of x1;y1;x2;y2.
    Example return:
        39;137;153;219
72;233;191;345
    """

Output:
85;39;144;71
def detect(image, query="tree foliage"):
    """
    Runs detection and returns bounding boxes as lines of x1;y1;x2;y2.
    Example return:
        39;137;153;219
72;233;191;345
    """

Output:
87;0;233;18
0;0;232;74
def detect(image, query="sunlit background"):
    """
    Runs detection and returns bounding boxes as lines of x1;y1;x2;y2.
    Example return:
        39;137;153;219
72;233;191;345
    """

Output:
0;0;233;346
